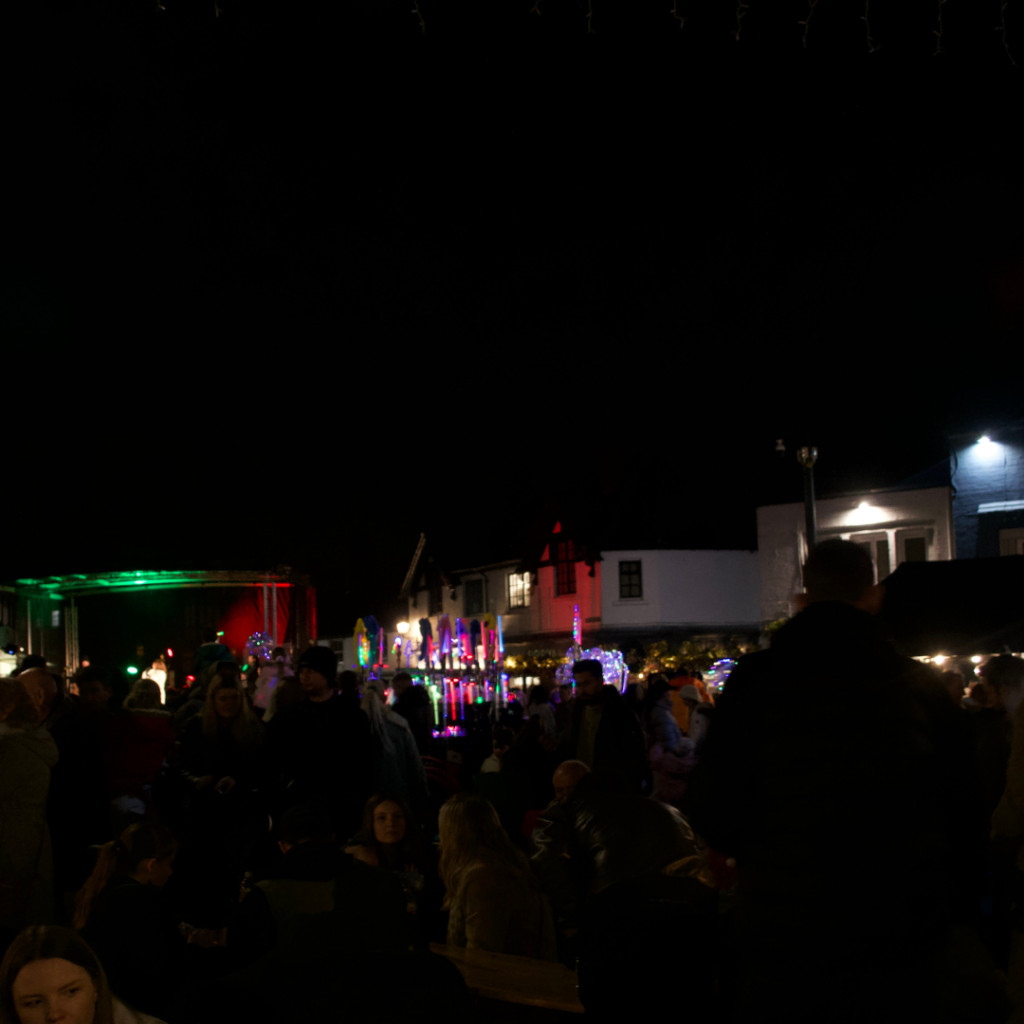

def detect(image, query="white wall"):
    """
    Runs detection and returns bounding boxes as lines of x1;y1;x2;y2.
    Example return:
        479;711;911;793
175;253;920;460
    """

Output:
757;485;954;624
601;550;761;628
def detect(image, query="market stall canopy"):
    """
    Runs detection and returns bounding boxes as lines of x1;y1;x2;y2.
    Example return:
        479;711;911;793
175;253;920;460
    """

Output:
878;556;1024;657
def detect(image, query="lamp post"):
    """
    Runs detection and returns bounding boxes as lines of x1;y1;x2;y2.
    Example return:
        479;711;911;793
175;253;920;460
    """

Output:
797;446;818;554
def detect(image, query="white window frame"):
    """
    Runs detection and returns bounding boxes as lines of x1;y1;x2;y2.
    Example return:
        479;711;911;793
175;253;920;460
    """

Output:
842;530;894;584
508;572;531;609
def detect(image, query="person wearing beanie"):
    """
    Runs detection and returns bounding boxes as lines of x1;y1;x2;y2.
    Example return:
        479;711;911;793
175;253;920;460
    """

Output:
266;646;374;839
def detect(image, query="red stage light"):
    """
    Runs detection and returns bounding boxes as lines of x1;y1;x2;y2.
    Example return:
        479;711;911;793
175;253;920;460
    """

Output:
167;648;174;658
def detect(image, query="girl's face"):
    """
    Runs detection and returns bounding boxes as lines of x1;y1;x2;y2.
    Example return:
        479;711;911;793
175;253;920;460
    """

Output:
373;801;407;845
214;688;242;719
11;958;98;1024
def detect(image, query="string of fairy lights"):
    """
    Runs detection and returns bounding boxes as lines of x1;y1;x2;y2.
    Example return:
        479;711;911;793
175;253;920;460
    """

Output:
140;0;1017;64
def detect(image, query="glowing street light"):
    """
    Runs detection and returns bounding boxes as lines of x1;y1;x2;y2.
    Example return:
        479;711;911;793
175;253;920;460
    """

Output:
397;622;410;634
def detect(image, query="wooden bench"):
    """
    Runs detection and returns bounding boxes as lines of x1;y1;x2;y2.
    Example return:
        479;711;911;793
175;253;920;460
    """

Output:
430;943;585;1015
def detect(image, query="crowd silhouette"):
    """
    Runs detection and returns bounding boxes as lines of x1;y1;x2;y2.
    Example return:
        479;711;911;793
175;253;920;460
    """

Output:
1;540;1023;1022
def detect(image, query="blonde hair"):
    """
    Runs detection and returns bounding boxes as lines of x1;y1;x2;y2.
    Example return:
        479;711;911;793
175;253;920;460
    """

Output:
437;793;536;911
0;926;114;1024
0;677;38;729
202;674;263;748
73;823;178;931
124;678;163;711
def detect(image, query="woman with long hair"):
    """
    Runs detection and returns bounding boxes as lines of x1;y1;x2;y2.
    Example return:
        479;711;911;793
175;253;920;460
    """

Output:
0;678;58;940
0;923;170;1024
71;824;200;1021
343;793;443;942
438;793;557;960
642;678;695;808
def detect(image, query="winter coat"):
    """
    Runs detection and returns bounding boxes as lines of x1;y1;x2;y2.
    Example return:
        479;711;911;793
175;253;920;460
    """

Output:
368;713;430;823
446;858;558;961
563;685;647;793
684;600;987;968
531;776;713;928
255;840;409;955
105;710;175;800
392;686;434;755
0;723;58;927
644;701;696;807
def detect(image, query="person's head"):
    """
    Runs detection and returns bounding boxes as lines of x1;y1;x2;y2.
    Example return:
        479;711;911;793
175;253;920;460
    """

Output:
215;659;240;680
968;681;990;707
642;678;673;726
678;683;701;711
150;656;165;670
940;670;966;706
297;647;338;699
202;627;219;644
979;656;1024;715
272;647;286;661
123;678;162;712
277;804;335;855
558;684;573;704
437;793;533;909
527;684;548;707
0;677;38;729
572;659;604;702
492;727;515;757
552;760;590;803
16;669;58;723
0;926;114;1024
392;672;413;697
202;675;262;746
794;538;884;614
13;655;48;678
75;668;112;709
73;823;178;930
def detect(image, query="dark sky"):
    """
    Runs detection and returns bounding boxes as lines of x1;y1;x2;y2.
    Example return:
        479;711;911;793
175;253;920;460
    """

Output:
5;0;1023;634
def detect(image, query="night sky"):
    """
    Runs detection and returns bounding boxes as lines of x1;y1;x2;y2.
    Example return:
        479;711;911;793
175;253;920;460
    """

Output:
6;0;1022;634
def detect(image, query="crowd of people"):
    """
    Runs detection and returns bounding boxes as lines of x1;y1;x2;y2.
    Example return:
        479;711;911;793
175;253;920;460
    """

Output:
2;539;1024;1022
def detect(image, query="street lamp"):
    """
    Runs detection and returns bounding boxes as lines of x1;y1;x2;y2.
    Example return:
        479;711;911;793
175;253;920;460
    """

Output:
396;622;410;634
797;446;819;554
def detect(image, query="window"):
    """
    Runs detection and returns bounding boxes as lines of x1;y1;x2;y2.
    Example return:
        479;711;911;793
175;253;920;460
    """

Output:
1000;528;1024;556
508;572;531;608
51;609;61;628
619;560;642;599
895;528;932;567
428;586;442;616
464;579;484;616
849;531;891;583
553;539;577;596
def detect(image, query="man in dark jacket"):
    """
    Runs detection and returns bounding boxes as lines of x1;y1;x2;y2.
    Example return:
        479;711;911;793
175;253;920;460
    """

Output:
532;771;718;1015
563;659;647;794
684;539;1002;1024
391;671;433;755
266;646;373;840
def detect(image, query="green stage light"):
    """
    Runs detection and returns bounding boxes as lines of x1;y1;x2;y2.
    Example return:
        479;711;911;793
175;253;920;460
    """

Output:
217;631;225;637
126;666;139;675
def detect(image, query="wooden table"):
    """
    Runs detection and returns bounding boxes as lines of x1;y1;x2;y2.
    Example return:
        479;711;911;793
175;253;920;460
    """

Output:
430;943;585;1014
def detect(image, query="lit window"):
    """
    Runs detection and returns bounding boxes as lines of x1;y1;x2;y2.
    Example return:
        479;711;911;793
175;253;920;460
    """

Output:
508;573;531;608
619;561;642;599
51;609;61;628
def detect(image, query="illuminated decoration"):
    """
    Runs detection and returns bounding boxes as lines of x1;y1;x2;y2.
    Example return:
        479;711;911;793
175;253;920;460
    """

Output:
403;639;414;666
216;631;225;637
353;619;370;668
972;656;983;664
438;615;453;665
555;641;627;694
126;666;139;675
166;648;174;658
246;631;276;662
705;658;736;692
497;616;505;660
397;621;410;635
572;604;582;647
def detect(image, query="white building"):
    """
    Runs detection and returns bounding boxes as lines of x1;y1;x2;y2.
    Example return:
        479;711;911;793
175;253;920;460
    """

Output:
757;484;955;625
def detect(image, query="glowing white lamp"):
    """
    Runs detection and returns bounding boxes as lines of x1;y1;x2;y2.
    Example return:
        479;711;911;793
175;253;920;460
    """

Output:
933;655;948;665
396;622;410;635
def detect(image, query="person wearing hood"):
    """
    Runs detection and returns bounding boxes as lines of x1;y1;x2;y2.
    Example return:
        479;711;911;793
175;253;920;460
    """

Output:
684;539;1000;1024
361;679;430;829
0;676;59;938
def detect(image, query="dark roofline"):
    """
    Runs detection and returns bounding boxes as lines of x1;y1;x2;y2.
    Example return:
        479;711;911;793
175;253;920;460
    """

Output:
948;419;1024;442
757;482;950;510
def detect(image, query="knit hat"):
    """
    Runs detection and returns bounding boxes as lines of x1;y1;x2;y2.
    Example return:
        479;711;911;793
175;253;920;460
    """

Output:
678;684;701;703
297;646;338;683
